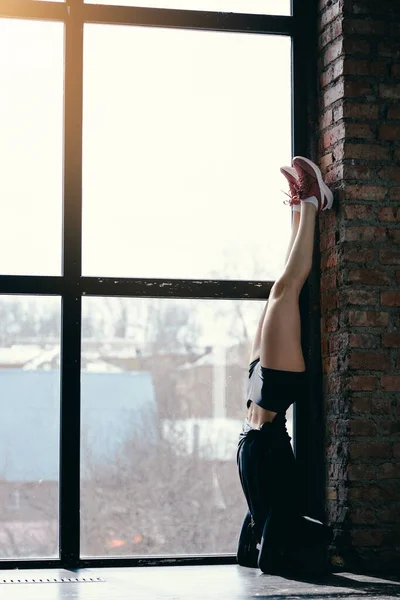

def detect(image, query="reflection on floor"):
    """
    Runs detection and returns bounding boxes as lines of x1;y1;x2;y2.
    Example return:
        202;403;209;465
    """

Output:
0;565;400;600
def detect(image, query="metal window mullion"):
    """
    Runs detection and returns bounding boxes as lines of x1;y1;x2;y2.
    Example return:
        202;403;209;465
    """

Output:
80;277;274;299
60;0;84;568
82;5;294;34
0;0;67;21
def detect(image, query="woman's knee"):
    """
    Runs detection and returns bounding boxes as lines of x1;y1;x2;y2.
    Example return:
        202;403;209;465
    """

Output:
269;275;301;300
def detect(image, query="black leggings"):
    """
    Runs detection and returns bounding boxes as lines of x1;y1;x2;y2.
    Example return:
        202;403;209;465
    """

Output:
237;414;304;540
236;415;332;573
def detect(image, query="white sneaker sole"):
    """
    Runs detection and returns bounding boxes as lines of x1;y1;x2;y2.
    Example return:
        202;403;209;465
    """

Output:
292;156;333;211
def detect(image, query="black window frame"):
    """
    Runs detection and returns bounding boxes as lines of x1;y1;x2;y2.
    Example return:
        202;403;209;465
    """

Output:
0;0;323;570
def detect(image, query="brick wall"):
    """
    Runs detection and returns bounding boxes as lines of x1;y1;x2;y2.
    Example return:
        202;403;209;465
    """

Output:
318;0;400;573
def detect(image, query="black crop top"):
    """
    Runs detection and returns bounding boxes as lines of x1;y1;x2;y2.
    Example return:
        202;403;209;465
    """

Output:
246;357;307;414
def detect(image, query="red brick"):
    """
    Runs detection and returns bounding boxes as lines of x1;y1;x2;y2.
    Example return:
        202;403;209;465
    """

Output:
343;187;386;201
324;163;343;185
382;333;400;347
342;103;379;120
325;314;339;333
343;19;385;36
394;444;400;458
348;465;375;486
388;106;400;119
377;166;400;183
323;80;345;108
351;398;392;415
328;332;348;354
351;530;386;547
348;311;388;327
392;64;400;79
343;38;370;56
370;61;389;78
376;462;400;479
380;84;400;100
376;506;400;523
380;250;400;265
320;230;335;251
378;420;400;436
349;334;379;349
379;207;400;222
343;164;376;180
346;123;374;139
349;419;377;436
388;229;400;244
348;375;378;391
322;123;345;147
381;376;400;391
343;59;370;76
323;39;343;67
321;60;344;88
320;153;334;173
344;143;391;161
379;124;400;141
320;211;336;233
347;268;390;286
320;3;341;30
321;249;339;270
346;289;378;306
349;442;392;459
345;81;373;98
390;184;400;200
349;351;390;371
343;248;375;263
320;110;333;131
344;226;386;242
348;484;381;501
378;41;399;58
324;355;340;374
321;270;337;290
348;507;376;523
320;18;343;48
344;204;374;220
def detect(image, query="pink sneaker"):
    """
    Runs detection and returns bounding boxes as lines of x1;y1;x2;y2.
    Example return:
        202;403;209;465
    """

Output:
280;166;301;209
292;157;333;211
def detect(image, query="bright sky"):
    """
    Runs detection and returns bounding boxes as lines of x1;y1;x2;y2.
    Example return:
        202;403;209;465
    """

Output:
0;14;292;281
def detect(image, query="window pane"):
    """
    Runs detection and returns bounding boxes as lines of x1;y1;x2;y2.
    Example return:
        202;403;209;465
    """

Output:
0;296;61;559
83;26;292;280
85;0;290;16
0;19;63;276
80;296;293;557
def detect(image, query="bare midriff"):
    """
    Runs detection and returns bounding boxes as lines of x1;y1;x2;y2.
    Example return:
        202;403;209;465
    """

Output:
247;400;278;428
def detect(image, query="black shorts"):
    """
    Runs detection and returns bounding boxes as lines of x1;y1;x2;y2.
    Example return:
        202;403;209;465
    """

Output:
246;358;307;414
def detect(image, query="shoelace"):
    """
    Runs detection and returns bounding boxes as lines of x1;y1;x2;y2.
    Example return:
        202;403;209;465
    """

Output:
282;188;301;207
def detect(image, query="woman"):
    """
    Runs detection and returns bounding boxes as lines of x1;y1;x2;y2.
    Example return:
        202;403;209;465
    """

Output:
236;156;333;576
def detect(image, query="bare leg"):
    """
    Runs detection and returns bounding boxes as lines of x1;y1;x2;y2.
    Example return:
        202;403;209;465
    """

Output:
260;202;317;371
249;211;300;363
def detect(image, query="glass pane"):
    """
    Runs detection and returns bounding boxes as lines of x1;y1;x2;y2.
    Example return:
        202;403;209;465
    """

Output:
83;26;292;280
80;296;293;557
0;19;64;276
0;296;61;559
85;0;290;16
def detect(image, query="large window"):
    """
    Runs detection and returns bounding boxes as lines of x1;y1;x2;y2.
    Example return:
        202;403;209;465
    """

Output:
0;0;316;568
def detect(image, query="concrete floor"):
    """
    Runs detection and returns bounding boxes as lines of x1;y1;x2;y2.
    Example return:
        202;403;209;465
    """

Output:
0;565;400;599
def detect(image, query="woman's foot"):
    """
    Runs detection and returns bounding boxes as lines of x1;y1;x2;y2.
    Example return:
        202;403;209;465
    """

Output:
292;156;333;211
280;166;301;211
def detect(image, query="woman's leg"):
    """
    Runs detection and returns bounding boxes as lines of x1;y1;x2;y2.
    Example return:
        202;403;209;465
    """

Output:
249;210;301;364
260;202;316;371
